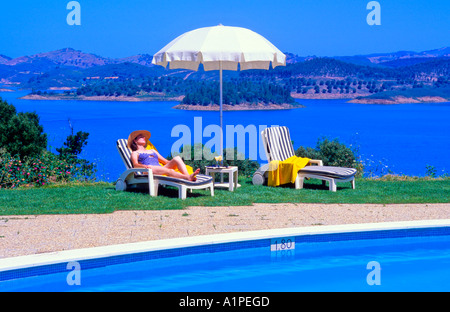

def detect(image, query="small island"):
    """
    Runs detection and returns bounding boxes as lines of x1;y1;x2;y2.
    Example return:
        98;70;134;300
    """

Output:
19;92;299;110
20;76;301;110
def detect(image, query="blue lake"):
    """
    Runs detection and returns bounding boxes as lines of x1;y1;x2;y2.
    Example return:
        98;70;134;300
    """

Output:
1;90;449;181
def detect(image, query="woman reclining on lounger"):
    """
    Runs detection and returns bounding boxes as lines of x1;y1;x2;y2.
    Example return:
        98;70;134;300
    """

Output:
128;130;200;181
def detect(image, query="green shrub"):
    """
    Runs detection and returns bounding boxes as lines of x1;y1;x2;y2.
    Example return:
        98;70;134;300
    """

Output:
425;165;437;178
295;137;362;174
0;150;97;189
0;98;47;158
0;100;97;189
56;130;89;157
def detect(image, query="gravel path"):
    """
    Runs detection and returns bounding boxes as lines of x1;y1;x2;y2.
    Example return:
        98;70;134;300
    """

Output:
1;203;449;258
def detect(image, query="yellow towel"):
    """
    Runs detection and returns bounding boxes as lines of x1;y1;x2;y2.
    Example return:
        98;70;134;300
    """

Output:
146;141;193;174
268;155;311;187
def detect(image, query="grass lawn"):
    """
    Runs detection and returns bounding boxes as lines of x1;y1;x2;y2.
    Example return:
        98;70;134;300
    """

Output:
0;177;449;215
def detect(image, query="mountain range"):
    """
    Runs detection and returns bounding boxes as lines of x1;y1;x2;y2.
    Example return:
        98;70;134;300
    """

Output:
2;46;449;68
0;47;449;88
332;47;450;67
0;48;154;69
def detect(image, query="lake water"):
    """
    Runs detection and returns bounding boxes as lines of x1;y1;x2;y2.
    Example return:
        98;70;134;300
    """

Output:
1;90;449;181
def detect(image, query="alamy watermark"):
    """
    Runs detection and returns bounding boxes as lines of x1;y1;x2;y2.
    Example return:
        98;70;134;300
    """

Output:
66;2;380;27
66;261;81;286
170;117;277;161
367;1;381;26
67;1;81;26
366;261;381;286
63;259;382;287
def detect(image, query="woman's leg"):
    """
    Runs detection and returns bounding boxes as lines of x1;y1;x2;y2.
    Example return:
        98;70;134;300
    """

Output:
163;156;189;175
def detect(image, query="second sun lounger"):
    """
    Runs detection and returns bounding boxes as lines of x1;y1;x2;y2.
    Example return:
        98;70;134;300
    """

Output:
252;126;357;191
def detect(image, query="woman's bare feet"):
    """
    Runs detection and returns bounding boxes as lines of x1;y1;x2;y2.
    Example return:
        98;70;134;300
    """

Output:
189;168;201;181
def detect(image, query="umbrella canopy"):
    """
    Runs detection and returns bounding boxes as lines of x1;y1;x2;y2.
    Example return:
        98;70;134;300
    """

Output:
152;25;286;162
152;24;286;71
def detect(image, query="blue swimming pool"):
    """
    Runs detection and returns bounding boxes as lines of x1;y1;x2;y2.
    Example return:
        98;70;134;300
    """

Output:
1;225;449;292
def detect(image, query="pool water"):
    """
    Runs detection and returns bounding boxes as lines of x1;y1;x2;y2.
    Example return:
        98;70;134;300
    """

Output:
1;232;449;292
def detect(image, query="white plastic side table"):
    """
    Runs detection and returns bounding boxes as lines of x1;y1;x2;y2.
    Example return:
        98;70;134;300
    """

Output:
205;166;240;191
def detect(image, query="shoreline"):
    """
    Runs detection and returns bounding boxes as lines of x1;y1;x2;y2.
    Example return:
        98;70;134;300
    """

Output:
18;93;184;102
291;92;358;100
291;92;450;104
1;203;449;258
348;96;450;105
173;103;302;111
16;92;450;106
18;93;302;110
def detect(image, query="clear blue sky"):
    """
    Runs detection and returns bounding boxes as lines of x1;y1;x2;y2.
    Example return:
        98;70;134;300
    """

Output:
0;0;449;59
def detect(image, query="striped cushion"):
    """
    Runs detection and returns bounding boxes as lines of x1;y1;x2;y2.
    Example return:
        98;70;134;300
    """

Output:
261;127;356;179
262;126;295;161
117;139;213;186
117;139;133;169
299;166;357;179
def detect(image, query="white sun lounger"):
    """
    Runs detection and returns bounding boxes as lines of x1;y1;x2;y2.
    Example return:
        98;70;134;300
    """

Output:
252;126;356;191
115;139;214;199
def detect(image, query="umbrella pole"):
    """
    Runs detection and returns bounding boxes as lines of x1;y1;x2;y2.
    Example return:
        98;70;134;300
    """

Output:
219;61;223;166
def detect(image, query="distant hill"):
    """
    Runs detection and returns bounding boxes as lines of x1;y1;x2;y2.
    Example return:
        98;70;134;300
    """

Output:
115;54;155;67
2;48;159;70
401;58;450;78
3;48;111;68
288;47;450;68
1;46;449;91
241;57;450;81
379;57;447;68
12;56;450;90
0;54;11;64
21;62;172;88
284;52;312;64
344;47;450;66
0;48;159;86
243;57;385;78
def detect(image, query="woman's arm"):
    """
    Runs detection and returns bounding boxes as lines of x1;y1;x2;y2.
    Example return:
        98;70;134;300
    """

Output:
153;150;169;165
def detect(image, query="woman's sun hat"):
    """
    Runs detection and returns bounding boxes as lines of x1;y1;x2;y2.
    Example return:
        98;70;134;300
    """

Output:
127;130;151;150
